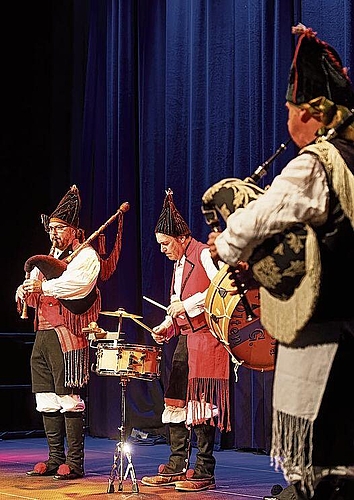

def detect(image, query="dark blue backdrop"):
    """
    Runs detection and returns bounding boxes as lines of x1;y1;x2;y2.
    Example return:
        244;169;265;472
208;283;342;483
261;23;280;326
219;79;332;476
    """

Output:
3;0;354;449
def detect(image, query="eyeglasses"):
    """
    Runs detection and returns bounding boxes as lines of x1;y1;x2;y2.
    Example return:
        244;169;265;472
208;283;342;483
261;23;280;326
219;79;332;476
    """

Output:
47;225;69;234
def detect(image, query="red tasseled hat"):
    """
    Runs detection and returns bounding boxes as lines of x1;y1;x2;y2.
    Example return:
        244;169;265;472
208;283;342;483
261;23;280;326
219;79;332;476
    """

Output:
155;188;191;237
41;185;81;232
286;24;354;109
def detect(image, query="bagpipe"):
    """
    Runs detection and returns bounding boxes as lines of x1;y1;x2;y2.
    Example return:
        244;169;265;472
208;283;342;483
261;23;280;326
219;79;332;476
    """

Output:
21;202;130;317
201;139;310;301
202;105;354;300
201;140;308;369
202;139;291;229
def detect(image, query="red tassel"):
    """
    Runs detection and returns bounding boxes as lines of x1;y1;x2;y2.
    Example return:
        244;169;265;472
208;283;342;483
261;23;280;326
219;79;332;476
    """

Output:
98;233;106;255
99;215;124;281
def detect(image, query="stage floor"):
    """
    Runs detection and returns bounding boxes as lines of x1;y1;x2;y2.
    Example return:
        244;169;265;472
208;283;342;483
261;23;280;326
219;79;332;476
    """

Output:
0;435;287;499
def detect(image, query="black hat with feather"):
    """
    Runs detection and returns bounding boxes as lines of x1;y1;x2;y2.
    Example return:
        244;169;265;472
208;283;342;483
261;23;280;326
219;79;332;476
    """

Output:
286;24;354;109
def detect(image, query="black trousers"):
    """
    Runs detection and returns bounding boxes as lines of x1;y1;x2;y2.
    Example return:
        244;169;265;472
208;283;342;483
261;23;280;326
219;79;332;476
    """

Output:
165;334;188;402
31;329;79;396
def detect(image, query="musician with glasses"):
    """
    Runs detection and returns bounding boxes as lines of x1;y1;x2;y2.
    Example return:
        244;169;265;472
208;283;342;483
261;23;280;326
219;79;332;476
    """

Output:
15;185;101;480
208;25;354;500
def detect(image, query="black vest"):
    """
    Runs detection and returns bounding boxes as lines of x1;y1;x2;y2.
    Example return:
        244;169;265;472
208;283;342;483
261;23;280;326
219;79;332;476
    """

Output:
311;137;354;322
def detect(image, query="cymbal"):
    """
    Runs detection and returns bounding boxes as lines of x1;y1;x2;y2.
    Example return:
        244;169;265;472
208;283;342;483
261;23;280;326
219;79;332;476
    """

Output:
100;309;143;319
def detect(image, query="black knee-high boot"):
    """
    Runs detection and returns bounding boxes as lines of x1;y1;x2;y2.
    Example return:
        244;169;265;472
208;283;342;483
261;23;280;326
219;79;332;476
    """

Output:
141;422;191;487
192;423;216;478
159;422;191;475
26;411;66;476
53;411;85;480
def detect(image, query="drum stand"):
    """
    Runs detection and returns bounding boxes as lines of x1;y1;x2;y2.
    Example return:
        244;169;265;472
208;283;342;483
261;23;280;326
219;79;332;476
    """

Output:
107;375;139;494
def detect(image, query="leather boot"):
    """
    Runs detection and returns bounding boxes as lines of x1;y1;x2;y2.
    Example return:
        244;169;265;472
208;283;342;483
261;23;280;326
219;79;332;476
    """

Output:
53;411;85;480
141;422;191;487
26;411;65;476
193;422;216;477
175;423;216;492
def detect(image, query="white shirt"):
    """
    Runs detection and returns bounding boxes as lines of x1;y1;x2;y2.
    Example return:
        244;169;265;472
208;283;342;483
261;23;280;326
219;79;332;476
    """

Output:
215;153;329;267
171;248;223;317
161;246;224;328
30;246;100;300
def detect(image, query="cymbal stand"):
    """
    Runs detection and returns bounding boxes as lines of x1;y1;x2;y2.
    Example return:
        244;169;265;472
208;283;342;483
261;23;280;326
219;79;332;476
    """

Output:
107;375;139;494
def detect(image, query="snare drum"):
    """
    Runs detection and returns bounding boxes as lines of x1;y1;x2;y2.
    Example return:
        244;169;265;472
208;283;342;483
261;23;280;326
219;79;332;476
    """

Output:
94;343;162;380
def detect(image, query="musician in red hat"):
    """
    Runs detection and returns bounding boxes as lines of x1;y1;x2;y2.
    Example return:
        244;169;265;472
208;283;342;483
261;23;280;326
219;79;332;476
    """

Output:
141;188;230;492
15;185;101;480
208;25;354;499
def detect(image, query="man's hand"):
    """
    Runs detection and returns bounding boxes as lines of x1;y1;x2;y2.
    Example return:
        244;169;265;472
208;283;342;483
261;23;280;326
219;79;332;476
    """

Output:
167;300;185;318
228;261;251;295
22;279;43;294
15;284;27;302
151;324;168;344
235;261;249;272
207;231;221;260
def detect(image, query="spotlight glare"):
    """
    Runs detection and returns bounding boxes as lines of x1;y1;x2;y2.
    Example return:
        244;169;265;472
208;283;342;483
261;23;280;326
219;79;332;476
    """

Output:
123;442;131;453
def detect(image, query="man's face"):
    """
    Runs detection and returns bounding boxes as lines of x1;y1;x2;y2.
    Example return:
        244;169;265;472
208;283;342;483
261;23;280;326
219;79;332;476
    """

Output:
48;222;76;251
155;233;185;261
286;101;319;147
286;101;303;144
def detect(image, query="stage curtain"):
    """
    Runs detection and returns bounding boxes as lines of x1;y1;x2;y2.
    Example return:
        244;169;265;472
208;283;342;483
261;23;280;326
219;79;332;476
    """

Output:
65;0;354;450
16;0;354;450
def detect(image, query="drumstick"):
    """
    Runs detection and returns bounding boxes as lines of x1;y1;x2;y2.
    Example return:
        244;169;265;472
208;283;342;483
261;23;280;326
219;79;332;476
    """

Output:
131;317;156;335
143;295;167;311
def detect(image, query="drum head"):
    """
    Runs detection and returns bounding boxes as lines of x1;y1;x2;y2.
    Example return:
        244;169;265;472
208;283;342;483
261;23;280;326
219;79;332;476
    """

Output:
205;267;276;371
